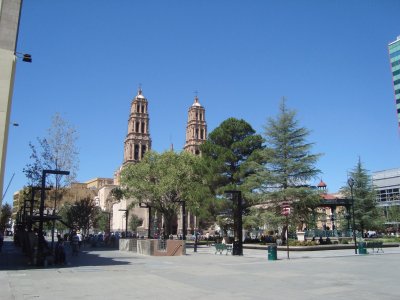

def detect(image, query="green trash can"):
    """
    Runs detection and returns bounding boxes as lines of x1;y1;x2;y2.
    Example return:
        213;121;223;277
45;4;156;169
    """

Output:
358;242;367;254
268;244;277;261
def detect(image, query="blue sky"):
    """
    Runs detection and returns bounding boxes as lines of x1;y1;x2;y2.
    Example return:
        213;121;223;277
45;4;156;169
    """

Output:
3;0;400;205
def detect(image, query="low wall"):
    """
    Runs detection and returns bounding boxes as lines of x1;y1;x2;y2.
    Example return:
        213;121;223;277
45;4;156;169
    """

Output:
119;238;138;252
122;239;186;256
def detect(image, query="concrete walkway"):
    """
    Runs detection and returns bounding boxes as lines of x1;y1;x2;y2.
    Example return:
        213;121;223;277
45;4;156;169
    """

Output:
1;236;400;300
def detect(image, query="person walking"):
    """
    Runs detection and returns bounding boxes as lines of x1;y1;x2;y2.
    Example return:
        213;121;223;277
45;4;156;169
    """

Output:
71;231;79;256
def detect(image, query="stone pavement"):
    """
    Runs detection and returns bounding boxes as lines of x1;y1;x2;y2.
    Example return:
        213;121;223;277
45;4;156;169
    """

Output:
1;236;400;300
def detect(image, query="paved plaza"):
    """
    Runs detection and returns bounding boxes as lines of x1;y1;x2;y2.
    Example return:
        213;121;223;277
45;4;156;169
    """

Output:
1;236;400;300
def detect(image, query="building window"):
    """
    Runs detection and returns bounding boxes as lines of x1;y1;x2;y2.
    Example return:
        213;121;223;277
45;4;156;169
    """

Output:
141;122;145;133
134;144;139;160
390;50;400;58
392;60;400;68
200;128;204;139
142;145;146;158
393;69;400;77
394;79;400;85
141;105;144;113
136;122;140;133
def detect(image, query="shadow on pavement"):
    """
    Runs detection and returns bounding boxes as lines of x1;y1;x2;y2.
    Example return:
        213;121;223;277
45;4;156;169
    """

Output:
0;238;139;271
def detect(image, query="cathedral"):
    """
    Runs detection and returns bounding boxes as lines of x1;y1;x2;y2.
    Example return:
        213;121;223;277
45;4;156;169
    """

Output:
102;87;208;236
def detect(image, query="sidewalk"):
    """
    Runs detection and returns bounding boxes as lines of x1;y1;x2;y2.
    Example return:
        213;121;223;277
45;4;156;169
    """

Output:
2;237;400;299
0;236;29;270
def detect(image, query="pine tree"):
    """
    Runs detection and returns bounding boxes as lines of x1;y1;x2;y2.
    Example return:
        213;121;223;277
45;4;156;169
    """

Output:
340;158;383;233
257;100;322;241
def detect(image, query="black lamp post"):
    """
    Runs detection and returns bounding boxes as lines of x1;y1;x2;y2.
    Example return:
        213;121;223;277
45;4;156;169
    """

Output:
224;190;243;256
347;177;358;254
119;209;129;238
37;169;69;266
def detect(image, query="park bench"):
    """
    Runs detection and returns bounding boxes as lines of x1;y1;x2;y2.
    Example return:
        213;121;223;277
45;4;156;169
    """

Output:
366;241;384;253
214;243;233;255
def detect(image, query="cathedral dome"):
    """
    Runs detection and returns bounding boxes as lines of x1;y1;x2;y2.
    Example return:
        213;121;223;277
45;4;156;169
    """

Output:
192;96;201;107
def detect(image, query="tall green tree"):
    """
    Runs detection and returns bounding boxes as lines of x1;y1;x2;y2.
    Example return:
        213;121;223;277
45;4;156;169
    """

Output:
340;158;383;233
200;118;264;234
255;100;321;240
121;151;207;237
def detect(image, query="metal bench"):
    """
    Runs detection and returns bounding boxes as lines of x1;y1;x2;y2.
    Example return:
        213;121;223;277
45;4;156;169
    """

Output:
366;241;384;253
214;243;233;255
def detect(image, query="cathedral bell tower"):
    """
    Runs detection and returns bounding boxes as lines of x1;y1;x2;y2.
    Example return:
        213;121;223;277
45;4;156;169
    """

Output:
123;87;152;164
184;95;207;155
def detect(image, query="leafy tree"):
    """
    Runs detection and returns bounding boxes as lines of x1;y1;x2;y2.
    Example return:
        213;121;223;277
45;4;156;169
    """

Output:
0;203;12;232
340;158;383;233
129;214;143;232
63;197;99;236
23;112;79;188
121;151;206;237
254;100;321;242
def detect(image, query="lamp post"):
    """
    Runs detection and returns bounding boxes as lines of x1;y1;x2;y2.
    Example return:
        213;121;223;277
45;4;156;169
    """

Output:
347;177;357;254
119;209;129;238
194;228;198;252
224;190;243;256
37;169;69;266
281;203;291;259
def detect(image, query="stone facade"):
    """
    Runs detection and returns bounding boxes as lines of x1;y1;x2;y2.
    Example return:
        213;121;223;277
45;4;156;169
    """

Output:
123;87;151;165
184;96;207;155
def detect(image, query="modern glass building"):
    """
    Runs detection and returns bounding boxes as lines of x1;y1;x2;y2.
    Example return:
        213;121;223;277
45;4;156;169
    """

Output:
389;36;400;127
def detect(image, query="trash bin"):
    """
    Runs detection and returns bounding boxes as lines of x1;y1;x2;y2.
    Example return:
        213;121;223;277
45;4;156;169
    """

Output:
268;244;277;261
232;241;242;255
358;242;367;254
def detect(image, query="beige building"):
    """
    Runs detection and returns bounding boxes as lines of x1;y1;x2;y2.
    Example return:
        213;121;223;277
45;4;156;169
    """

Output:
109;88;153;234
0;0;23;209
109;92;208;236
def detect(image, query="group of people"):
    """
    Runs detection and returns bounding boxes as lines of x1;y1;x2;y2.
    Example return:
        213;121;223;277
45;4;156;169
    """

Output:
54;231;82;265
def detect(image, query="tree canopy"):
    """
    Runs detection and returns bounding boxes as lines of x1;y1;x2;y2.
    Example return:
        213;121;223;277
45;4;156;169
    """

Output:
23;113;79;187
121;151;208;236
200;117;264;199
340;158;383;232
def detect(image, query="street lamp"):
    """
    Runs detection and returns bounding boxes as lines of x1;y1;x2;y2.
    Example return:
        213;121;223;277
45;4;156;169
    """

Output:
281;203;291;259
37;169;69;266
347;177;357;254
119;209;129;238
224;190;243;256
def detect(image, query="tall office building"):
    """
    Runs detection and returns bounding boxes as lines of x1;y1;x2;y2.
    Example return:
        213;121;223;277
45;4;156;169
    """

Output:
389;36;400;127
